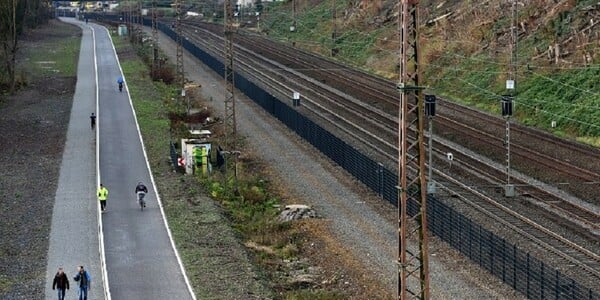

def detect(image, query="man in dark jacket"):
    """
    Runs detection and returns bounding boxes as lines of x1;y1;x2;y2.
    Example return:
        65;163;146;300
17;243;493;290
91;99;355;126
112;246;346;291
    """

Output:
135;182;148;207
73;265;91;300
52;267;69;300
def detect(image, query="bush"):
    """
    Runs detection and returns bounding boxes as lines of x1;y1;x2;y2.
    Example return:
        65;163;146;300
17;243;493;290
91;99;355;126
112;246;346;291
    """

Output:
151;65;175;84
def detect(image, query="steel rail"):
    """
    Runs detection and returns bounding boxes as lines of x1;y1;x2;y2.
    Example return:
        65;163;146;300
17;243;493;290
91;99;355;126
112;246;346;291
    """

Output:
179;22;600;229
178;19;600;268
434;170;600;280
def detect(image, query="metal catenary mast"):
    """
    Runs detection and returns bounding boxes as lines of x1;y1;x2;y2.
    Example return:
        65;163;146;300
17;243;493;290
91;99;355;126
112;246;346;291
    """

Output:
151;0;158;78
503;0;518;197
223;0;237;149
175;0;184;91
397;0;430;299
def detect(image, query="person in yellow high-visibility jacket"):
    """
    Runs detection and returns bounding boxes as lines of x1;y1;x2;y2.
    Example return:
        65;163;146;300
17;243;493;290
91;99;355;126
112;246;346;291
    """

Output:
97;184;108;212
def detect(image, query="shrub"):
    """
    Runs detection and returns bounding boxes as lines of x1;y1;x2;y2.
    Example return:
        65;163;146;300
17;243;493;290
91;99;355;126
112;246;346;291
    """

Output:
151;65;175;84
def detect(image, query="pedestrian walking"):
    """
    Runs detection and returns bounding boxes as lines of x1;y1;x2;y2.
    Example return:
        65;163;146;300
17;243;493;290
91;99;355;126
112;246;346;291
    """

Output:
90;113;96;130
52;267;69;300
98;183;108;212
73;265;91;300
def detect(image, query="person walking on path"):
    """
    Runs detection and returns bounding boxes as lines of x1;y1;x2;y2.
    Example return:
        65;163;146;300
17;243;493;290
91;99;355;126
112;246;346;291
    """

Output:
98;183;108;212
52;267;69;300
73;265;91;300
90;113;96;130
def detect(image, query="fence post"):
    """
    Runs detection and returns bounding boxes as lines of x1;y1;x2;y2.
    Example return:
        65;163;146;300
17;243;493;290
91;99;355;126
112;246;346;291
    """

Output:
502;239;506;282
378;163;384;197
541;262;545;299
526;253;530;299
512;245;516;289
555;270;559;300
479;226;483;267
490;232;494;274
459;216;463;254
468;221;473;259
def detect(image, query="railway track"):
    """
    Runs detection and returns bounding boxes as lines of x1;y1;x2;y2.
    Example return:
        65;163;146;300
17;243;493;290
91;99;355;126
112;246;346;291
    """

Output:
191;22;600;204
181;24;400;161
435;169;600;282
177;20;600;288
430;136;600;238
186;21;600;230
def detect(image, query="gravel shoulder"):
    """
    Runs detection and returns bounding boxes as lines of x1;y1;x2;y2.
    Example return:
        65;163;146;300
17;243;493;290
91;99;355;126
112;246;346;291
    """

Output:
0;20;79;299
150;27;524;299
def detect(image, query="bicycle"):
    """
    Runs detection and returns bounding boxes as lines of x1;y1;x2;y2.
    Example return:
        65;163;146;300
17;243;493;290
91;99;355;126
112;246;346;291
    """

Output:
117;76;124;92
137;191;146;211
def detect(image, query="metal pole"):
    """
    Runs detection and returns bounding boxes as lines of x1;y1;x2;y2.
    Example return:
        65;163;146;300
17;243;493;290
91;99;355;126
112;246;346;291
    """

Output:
425;95;436;194
151;0;158;78
292;0;296;46
139;0;142;28
176;0;184;94
128;3;132;30
398;0;430;299
224;0;237;150
505;0;517;197
427;117;435;194
332;0;337;56
506;116;512;195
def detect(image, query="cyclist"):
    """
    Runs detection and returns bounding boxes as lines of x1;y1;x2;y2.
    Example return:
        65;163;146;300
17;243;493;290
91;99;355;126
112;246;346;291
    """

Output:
117;76;124;92
135;182;148;208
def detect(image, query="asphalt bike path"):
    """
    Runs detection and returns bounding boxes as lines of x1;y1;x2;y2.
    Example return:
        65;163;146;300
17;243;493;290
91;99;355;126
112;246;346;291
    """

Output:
46;18;193;299
93;23;194;299
44;19;104;299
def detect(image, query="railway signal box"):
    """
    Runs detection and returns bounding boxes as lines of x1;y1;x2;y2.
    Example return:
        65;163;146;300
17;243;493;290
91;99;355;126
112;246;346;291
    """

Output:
502;95;513;117
425;95;436;117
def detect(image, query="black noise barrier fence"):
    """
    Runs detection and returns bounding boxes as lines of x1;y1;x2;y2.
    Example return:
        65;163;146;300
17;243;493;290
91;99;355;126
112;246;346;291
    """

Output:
88;14;599;299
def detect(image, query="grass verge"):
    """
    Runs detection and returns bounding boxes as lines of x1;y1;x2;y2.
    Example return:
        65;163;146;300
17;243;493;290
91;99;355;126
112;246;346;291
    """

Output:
21;22;81;79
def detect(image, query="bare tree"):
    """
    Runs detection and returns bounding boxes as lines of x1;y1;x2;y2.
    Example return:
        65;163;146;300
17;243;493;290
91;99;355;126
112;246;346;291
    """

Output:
0;0;51;93
0;0;20;93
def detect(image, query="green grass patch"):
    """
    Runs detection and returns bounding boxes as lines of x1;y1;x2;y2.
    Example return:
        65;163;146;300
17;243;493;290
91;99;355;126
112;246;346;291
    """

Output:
20;22;81;78
0;274;12;294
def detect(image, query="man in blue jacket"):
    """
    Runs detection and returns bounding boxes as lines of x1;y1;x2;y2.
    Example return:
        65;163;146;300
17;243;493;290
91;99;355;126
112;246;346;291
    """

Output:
73;265;91;300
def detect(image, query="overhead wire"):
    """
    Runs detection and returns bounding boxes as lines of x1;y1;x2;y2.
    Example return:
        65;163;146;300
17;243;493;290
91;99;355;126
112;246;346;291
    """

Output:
451;77;600;130
249;0;600;133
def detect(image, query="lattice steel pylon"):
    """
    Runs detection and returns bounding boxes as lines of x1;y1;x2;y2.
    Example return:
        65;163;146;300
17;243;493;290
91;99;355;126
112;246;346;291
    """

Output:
128;3;132;30
138;0;143;28
397;0;430;299
175;0;184;91
151;0;158;77
132;2;138;43
223;0;236;149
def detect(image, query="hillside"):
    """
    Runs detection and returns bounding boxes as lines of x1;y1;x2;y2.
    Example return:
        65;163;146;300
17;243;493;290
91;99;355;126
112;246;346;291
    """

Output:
260;0;600;145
